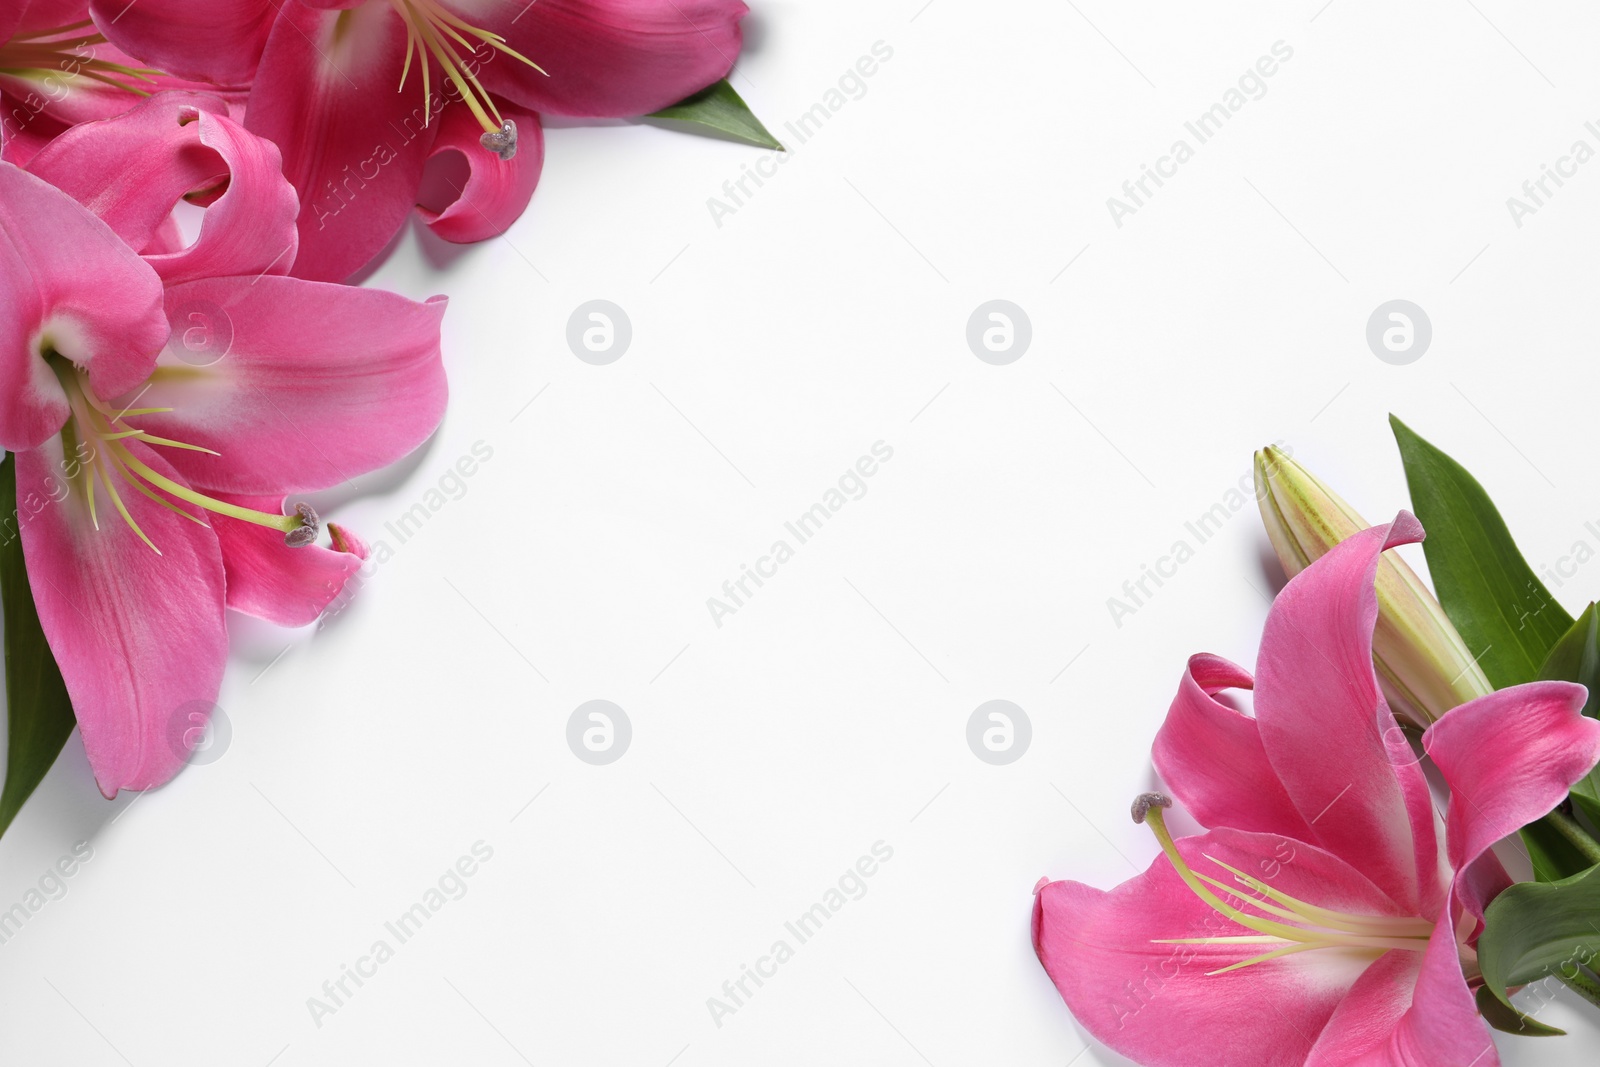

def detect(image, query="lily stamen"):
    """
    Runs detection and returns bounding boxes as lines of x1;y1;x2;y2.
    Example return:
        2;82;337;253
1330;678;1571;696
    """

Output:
387;0;544;155
0;21;163;98
8;18;97;42
53;361;316;551
1131;793;1434;975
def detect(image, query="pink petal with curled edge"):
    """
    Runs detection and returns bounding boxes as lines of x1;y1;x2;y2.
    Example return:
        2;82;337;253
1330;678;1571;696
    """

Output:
1425;679;1600;916
141;215;187;257
246;2;437;281
1153;653;1316;841
211;494;366;627
418;98;543;243
1034;828;1403;1067
328;522;367;557
458;0;747;118
0;162;166;451
129;275;447;495
27;92;300;284
1253;514;1446;917
89;0;277;85
1305;917;1498;1066
15;439;227;797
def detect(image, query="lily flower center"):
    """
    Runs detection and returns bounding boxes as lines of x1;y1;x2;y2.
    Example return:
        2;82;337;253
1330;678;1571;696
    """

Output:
0;18;160;98
1132;793;1436;975
50;356;317;554
386;0;543;158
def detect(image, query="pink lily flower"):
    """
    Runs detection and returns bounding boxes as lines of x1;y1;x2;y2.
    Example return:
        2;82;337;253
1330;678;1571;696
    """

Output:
3;90;447;796
1033;513;1600;1066
90;0;750;281
0;1;232;165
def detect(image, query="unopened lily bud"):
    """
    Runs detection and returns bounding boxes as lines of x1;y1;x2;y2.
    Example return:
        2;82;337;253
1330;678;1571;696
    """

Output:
1253;446;1492;725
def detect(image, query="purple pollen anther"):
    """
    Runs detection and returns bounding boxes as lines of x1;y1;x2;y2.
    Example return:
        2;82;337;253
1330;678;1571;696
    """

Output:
481;119;517;161
1131;792;1172;825
284;502;320;548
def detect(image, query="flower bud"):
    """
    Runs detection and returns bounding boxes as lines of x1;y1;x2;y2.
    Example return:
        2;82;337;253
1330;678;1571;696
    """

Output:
1254;446;1492;725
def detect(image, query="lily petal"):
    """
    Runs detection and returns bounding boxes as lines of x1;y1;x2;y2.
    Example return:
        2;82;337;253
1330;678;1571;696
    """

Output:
1153;653;1316;842
1305;918;1497;1066
1033;827;1402;1067
0;37;231;129
0;162;166;451
130;275;447;495
418;97;543;243
462;0;747;118
89;0;277;85
0;101;69;167
27;92;300;285
16;438;227;797
1254;514;1445;917
1424;680;1599;910
212;493;367;626
245;1;437;281
14;0;94;36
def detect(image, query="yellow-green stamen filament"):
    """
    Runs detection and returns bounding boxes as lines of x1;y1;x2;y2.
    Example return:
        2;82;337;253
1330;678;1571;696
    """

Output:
0;19;164;99
1132;793;1434;976
53;362;316;553
388;0;544;151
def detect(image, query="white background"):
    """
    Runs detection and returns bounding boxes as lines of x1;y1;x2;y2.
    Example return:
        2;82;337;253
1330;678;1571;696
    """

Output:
5;0;1600;1063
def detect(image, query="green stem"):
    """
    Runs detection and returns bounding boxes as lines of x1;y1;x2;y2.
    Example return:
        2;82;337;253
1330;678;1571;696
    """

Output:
1543;808;1600;868
1560;967;1600;1012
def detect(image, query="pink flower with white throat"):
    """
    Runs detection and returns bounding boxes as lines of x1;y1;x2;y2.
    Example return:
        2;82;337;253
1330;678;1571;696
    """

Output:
1032;514;1600;1066
0;2;236;165
90;0;751;280
3;91;447;796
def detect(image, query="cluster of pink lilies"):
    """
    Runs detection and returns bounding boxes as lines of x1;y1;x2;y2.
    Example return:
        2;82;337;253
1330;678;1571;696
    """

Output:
0;0;748;796
1033;508;1600;1062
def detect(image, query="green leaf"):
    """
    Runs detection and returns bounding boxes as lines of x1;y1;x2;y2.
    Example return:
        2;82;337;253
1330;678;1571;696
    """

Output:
1475;984;1566;1037
647;79;783;151
1539;602;1600;717
1391;415;1572;689
1539;603;1600;827
1479;862;1600;1033
0;455;76;837
1520;817;1595;883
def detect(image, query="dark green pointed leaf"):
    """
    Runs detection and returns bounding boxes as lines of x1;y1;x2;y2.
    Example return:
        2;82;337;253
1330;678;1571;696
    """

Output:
1479;862;1600;1031
1539;603;1600;827
1475;984;1566;1037
648;79;783;151
0;455;75;837
1520;817;1594;883
1391;415;1572;689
